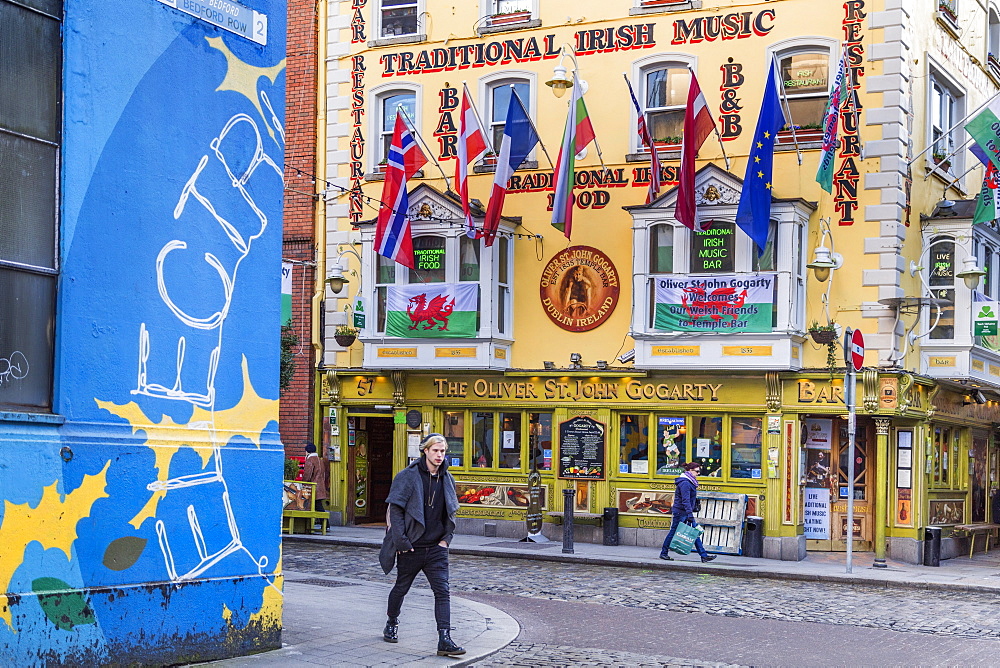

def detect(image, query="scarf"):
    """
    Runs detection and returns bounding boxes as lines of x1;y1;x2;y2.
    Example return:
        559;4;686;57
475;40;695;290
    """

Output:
683;470;699;487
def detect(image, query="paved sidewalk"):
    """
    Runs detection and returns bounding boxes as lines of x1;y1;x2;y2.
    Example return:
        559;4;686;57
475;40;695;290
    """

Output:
287;525;1000;593
201;572;519;667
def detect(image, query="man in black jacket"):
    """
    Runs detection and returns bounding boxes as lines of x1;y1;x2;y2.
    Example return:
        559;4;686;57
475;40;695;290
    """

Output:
379;433;464;656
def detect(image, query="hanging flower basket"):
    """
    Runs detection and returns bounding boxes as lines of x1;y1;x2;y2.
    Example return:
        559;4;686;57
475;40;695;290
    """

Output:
335;334;356;347
809;329;837;344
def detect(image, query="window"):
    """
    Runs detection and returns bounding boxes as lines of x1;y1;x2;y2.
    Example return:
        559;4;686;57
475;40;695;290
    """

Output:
487;79;530;152
989;7;1000;73
491;0;530;14
645;65;690;145
379;0;418;37
410;235;446;283
375;253;395;331
930;425;960;488
0;0;61;412
378;91;416;164
496;236;510;334
617;413;756;480
928;236;956;340
929;73;964;174
778;49;830;130
442;409;546;471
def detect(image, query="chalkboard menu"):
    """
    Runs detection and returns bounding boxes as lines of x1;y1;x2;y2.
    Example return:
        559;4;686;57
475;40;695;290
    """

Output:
559;416;606;480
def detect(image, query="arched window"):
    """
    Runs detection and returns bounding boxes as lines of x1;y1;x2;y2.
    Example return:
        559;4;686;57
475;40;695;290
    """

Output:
378;91;416;164
487;79;530;151
777;48;831;130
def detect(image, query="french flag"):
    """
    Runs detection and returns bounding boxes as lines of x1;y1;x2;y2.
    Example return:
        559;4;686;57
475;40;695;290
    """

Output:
675;71;715;231
375;113;427;268
455;84;490;239
483;88;538;247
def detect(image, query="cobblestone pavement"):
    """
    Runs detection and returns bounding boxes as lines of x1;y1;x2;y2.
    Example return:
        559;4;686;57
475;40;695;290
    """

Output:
284;542;1000;641
476;641;739;667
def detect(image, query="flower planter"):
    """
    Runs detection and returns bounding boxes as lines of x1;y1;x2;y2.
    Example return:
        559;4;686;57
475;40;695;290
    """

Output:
777;129;824;144
489;11;530;26
809;329;837;344
334;335;357;347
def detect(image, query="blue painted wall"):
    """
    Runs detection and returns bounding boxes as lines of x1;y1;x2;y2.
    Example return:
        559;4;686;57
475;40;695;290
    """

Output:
0;0;286;663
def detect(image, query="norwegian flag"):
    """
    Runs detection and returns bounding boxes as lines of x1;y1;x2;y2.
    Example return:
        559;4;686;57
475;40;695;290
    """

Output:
455;84;490;238
375;113;428;268
625;74;662;204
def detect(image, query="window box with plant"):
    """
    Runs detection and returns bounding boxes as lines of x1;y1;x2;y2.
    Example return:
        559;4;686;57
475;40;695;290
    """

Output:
777;123;824;143
931;151;952;172
334;325;359;347
938;0;958;22
488;9;531;26
652;135;682;149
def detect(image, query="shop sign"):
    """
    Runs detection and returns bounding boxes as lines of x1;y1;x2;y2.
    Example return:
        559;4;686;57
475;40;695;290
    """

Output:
797;380;845;404
559;416;606;480
526;471;544;536
432;377;724;402
879;377;898;410
803;488;829;539
974;302;999;336
653;274;775;333
539;246;619;332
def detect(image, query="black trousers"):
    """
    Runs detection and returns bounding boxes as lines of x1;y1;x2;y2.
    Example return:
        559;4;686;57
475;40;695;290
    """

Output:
387;545;451;630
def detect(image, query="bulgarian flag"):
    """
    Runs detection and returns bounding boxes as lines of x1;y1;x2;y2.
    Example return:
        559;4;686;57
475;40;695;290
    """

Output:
385;282;479;338
965;98;1000;170
551;72;597;239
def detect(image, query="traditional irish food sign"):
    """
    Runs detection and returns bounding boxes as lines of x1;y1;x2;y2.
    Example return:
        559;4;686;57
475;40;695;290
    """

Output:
559;415;606;480
653;273;775;332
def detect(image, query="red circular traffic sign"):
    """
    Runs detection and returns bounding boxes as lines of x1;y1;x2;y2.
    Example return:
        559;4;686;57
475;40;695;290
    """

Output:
849;329;865;371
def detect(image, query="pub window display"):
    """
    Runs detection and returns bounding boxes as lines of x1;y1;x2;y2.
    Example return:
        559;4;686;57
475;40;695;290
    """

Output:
776;48;831;130
617;413;760;479
441;409;552;472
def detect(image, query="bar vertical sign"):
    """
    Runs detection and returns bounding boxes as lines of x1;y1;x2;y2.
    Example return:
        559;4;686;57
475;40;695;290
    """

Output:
156;0;268;46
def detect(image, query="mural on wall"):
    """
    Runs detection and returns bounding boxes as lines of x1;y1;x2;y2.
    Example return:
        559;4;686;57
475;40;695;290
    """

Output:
0;0;286;664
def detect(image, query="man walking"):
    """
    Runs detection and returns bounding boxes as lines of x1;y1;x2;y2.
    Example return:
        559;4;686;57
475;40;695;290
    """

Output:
379;433;464;657
659;461;716;563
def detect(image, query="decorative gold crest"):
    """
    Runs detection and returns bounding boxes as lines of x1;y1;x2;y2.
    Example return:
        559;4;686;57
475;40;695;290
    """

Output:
704;185;721;201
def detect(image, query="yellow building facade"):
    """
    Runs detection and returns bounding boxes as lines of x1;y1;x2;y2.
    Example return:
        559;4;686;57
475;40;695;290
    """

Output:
314;0;1000;562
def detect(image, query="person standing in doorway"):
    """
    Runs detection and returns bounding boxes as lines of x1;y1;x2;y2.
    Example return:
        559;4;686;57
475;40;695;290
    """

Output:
378;434;464;657
301;443;328;528
659;461;716;563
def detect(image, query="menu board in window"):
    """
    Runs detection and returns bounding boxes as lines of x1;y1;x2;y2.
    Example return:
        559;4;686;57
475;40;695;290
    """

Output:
558;415;606;480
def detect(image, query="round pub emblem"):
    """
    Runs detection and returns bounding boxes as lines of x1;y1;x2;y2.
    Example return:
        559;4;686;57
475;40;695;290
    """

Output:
539;246;619;332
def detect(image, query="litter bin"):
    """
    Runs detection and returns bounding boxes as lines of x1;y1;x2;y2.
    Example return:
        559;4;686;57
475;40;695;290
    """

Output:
924;526;942;567
603;507;619;546
742;516;764;558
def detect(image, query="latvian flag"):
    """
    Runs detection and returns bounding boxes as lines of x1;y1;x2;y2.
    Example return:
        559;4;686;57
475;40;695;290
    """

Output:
483;88;539;247
675;70;715;232
551;71;597;239
375;113;428;268
385;282;480;338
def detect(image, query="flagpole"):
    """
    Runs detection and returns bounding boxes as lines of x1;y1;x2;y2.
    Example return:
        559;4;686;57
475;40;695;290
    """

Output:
911;89;1000;165
463;82;492;151
770;53;802;165
397;105;452;191
511;85;556;170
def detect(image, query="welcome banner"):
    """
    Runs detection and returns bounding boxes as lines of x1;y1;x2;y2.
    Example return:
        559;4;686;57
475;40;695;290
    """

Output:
386;282;479;337
653;274;775;332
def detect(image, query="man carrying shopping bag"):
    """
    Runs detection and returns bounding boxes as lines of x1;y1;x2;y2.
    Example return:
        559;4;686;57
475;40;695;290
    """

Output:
659;462;716;563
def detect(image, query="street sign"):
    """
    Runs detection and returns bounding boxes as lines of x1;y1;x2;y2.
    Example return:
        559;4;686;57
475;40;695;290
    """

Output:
849;329;864;371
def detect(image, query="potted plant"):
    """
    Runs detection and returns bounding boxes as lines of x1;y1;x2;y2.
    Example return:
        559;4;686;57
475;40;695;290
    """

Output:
931;151;952;171
334;325;359;347
653;135;683;148
938;0;958;22
808;321;837;344
489;9;531;25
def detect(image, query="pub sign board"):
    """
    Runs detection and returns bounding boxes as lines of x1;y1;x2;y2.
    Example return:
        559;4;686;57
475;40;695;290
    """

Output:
559;415;606;480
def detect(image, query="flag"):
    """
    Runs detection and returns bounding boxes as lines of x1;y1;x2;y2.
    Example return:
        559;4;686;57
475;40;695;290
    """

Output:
626;75;661;204
675;71;715;231
971;142;990;166
551;72;597;238
975;162;1000;224
385;282;479;338
965;98;1000;171
455;84;490;239
816;48;848;193
736;64;787;254
483;88;539;246
375;113;428;268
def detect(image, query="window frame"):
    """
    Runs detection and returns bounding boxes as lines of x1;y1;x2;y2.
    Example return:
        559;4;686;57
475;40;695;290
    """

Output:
0;0;62;413
441;408;554;474
988;5;1000;75
368;83;421;171
629;54;695;154
479;72;536;161
926;63;966;179
478;0;537;27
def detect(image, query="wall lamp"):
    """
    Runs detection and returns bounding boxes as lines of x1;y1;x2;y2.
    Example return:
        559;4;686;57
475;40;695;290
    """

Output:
325;245;364;296
806;218;843;283
596;360;608;370
543;361;556;369
545;45;586;98
909;238;986;291
569;352;582;369
964;389;988;406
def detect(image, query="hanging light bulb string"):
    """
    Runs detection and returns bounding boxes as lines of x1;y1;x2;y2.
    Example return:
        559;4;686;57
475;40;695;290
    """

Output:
281;164;544;242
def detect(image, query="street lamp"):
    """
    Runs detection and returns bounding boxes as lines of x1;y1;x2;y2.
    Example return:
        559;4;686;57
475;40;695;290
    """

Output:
806;218;843;283
545;45;580;98
325;245;363;296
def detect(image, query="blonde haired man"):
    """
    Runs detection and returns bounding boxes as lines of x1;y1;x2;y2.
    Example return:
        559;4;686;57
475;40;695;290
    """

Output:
378;433;463;656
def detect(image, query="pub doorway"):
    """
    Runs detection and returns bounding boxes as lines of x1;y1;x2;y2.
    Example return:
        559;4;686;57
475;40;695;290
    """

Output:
347;415;395;526
803;416;874;552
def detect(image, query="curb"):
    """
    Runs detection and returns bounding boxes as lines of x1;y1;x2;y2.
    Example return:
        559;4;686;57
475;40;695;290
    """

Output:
284;534;1000;595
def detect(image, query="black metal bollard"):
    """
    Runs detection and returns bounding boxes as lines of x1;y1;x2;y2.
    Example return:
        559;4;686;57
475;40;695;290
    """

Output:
562;488;576;554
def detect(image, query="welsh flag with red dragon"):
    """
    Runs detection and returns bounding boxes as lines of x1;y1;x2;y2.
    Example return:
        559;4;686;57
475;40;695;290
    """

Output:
385;282;480;338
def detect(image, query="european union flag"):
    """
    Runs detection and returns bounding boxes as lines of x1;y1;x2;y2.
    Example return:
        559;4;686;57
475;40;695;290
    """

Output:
736;64;787;254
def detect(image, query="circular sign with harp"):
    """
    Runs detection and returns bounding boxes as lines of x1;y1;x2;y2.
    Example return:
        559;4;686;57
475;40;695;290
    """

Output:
539;246;620;332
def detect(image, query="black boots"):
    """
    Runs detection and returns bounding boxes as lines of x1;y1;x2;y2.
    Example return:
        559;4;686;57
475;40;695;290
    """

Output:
382;617;398;643
437;628;466;656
